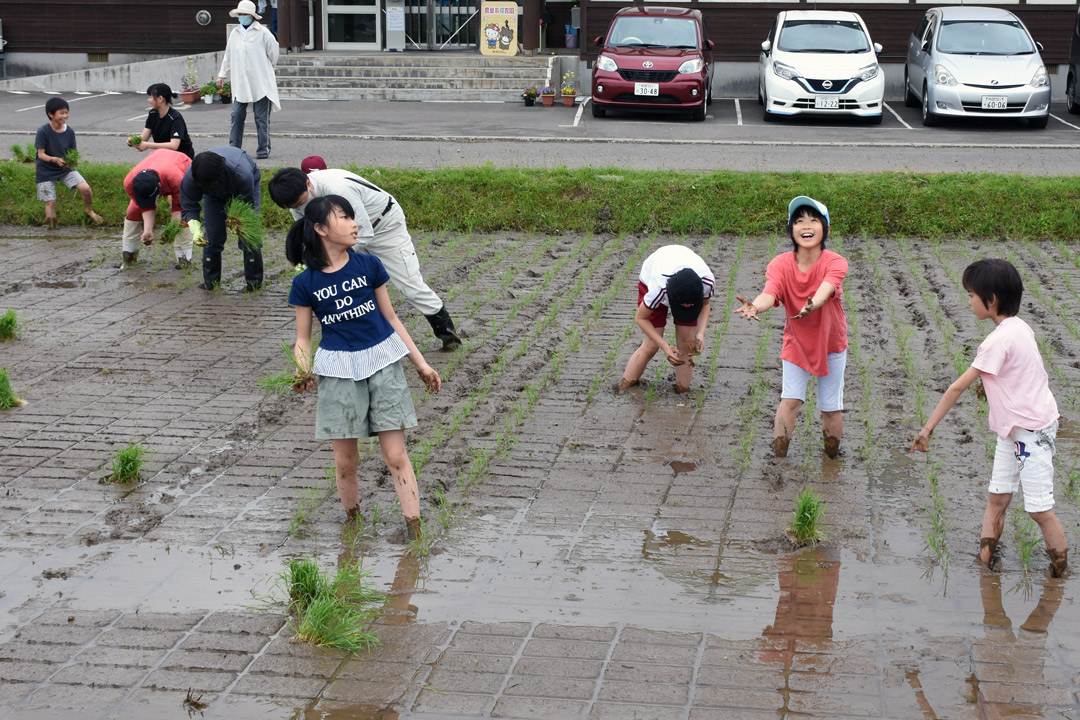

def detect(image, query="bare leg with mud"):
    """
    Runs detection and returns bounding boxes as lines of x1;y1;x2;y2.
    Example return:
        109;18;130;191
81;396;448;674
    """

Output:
44;199;58;229
378;429;422;539
673;324;697;393
774;398;801;457
979;492;1011;569
1029;508;1068;577
331;438;361;521
620;336;660;390
821;410;842;458
76;182;104;224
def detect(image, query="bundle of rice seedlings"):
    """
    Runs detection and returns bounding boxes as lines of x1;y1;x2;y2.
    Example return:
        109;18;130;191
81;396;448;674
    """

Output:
11;143;36;164
0;368;27;410
157;220;183;246
127;134;143;148
63;148;81;168
107;443;146;483
282;557;382;652
0;308;17;340
257;342;316;396
224;197;265;251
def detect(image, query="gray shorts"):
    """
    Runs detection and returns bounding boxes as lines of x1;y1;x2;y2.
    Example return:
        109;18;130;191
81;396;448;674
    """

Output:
315;361;418;440
37;171;86;201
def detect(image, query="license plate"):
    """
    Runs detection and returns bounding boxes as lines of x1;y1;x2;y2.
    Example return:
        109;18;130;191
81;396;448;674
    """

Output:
635;83;659;97
981;95;1007;110
814;96;839;109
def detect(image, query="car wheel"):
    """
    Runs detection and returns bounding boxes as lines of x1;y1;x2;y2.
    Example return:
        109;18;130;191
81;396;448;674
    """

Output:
1029;114;1049;129
691;100;706;122
903;69;919;108
591;102;605;118
1068;75;1080;115
921;84;940;126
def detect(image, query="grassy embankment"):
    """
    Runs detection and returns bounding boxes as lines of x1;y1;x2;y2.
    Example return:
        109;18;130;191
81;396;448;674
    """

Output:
1;160;1079;239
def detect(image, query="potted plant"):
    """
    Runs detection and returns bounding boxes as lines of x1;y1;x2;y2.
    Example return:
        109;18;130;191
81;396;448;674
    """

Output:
219;81;232;105
200;79;218;104
180;56;200;105
540;86;556;107
560;71;577;107
521;86;538;107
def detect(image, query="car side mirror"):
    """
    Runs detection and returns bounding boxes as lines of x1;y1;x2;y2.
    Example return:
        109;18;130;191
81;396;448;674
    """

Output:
921;39;930;52
595;36;604;46
1036;41;1044;52
874;42;883;54
707;39;714;50
761;39;771;53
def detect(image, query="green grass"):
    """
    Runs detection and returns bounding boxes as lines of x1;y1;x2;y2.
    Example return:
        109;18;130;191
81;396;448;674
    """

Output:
4;160;1080;238
0;367;24;410
0;308;17;340
281;556;383;652
10;143;35;164
788;486;827;547
107;443;146;483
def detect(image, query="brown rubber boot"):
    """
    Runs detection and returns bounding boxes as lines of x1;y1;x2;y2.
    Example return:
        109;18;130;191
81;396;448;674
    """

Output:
823;432;840;459
979;537;1002;571
121;250;139;268
1048;548;1068;578
406;516;423;542
774;435;790;458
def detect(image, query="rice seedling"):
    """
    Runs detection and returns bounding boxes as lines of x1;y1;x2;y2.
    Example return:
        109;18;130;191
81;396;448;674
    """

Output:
788;486;827;546
257;342;315;396
10;143;36;164
107;443;146;483
62;148;81;168
0;308;18;340
127;134;143;148
0;368;27;409
407;519;436;558
1010;507;1042;574
280;556;383;652
156;220;183;246
289;470;334;536
224;197;265;251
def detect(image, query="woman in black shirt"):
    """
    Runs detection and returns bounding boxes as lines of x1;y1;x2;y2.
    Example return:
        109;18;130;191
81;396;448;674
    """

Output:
134;83;195;159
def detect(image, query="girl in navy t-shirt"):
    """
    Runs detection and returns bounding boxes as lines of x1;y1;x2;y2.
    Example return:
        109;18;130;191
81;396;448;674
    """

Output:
286;195;441;539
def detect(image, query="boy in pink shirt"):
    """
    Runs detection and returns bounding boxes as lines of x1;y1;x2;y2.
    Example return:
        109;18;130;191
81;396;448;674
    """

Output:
735;196;848;459
911;259;1066;577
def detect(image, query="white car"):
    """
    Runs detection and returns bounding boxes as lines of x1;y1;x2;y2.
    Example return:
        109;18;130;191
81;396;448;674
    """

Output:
759;10;885;124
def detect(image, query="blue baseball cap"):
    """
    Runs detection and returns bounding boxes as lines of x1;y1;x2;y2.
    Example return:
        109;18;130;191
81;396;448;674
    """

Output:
787;196;829;227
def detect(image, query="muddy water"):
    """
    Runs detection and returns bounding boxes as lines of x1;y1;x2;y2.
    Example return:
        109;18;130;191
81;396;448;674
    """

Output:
1;230;1079;718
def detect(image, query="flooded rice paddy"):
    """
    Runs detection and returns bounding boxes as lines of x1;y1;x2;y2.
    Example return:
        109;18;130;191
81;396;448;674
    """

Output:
1;228;1079;718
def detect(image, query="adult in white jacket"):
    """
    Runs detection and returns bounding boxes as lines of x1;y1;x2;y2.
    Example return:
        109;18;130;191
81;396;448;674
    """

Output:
218;0;280;160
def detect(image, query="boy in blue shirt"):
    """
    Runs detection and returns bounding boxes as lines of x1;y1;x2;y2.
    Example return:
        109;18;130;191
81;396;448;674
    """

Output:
35;97;104;229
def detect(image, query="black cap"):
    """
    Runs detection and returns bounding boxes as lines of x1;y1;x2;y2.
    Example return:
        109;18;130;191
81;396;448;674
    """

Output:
666;268;703;324
131;170;161;209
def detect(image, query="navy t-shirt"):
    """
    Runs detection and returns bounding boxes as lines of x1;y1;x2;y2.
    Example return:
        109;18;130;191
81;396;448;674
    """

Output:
35;123;76;183
288;253;395;352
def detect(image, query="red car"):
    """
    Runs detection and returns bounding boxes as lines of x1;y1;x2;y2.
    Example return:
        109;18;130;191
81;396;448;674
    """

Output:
591;6;715;121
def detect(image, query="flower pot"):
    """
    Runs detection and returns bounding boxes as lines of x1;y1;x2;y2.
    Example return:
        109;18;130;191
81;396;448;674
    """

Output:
202;95;214;104
180;90;199;105
541;94;555;107
221;95;232;105
524;96;535;107
561;93;576;107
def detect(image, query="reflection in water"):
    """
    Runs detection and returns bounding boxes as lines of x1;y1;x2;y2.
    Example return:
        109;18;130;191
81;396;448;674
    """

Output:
759;546;841;714
383;553;422;625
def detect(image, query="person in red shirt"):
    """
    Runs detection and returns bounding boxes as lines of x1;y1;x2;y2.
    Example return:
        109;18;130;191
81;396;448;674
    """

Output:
121;149;193;269
734;196;848;459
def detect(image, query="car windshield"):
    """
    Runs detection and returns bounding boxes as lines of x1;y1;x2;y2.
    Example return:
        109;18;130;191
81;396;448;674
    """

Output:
608;16;699;49
777;20;870;53
937;21;1034;55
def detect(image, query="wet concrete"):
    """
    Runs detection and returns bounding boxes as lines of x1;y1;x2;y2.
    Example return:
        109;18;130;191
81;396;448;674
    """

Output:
1;229;1079;718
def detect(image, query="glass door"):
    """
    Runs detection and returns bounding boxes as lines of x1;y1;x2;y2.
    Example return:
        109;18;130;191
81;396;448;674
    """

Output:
326;0;381;50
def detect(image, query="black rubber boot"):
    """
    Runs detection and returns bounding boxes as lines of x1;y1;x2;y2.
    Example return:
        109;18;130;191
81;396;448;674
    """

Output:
425;305;462;351
243;248;264;292
201;252;222;290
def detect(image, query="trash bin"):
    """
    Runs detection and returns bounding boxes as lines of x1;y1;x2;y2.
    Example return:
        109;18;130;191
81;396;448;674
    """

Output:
565;23;578;49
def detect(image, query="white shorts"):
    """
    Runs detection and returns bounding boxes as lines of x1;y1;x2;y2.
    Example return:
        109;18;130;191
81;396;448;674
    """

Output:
989;421;1057;513
780;351;846;412
37;171;85;202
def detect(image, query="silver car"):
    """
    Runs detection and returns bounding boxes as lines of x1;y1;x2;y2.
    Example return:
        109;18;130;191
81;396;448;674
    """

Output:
904;6;1050;128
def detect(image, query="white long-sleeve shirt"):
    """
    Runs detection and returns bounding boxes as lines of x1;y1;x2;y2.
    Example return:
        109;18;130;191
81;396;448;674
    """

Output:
219;22;281;110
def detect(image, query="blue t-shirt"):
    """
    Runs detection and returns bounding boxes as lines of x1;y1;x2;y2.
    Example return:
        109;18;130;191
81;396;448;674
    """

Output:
288;253;395;352
35;123;77;183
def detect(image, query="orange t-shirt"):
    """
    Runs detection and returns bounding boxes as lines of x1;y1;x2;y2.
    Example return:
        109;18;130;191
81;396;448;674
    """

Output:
763;249;848;377
123;149;192;215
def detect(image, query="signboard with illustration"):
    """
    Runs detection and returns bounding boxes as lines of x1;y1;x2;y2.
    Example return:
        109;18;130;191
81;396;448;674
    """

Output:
480;1;519;56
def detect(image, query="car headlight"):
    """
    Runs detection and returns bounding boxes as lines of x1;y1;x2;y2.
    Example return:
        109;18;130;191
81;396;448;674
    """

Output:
678;58;705;75
773;61;799;82
596;55;618;73
933;64;957;87
854;63;879;82
1030;66;1049;88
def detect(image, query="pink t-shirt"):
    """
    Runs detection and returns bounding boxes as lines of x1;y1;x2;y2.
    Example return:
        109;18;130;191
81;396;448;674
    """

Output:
971;316;1058;438
763;250;848;377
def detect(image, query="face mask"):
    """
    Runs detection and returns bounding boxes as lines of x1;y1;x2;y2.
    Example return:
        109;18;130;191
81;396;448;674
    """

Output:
239;15;253;26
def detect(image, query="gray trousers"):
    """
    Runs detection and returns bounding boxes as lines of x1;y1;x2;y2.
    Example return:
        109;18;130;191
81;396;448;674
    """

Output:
354;206;443;316
229;97;271;157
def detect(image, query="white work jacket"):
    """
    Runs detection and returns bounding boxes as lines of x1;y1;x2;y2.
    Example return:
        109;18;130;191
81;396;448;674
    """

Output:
219;23;281;111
